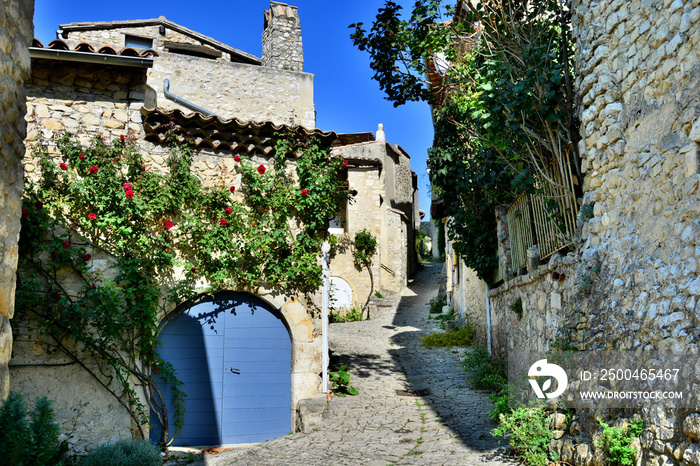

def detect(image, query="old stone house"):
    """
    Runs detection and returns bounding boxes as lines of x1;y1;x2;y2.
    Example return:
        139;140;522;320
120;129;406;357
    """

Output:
13;1;417;451
434;1;700;464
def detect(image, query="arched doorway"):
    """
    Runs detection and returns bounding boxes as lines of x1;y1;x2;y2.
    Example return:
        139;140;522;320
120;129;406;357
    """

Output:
154;291;292;446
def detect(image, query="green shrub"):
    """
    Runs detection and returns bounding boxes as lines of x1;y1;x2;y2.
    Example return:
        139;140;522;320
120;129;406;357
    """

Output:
429;295;446;314
79;439;162;466
329;365;358;397
492;407;553;466
597;418;643;466
509;297;523;318
0;392;65;466
329;305;364;323
421;326;474;348
488;384;511;420
462;346;507;392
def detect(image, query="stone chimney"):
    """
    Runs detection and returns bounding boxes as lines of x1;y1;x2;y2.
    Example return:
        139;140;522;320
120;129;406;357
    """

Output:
262;2;303;72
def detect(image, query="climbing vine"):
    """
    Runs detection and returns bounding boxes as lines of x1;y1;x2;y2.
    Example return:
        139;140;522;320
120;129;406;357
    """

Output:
351;0;579;282
15;130;352;445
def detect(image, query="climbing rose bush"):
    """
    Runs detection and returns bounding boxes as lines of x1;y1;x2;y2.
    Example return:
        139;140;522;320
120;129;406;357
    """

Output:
16;129;353;445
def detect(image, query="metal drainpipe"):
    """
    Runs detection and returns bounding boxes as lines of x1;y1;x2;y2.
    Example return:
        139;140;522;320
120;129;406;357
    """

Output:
485;282;492;356
163;79;215;116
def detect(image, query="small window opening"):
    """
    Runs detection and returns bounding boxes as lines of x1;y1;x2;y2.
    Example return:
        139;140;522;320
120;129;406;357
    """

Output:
124;35;153;49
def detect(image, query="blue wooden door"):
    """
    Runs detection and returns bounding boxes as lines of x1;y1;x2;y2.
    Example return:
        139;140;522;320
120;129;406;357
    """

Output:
154;292;291;446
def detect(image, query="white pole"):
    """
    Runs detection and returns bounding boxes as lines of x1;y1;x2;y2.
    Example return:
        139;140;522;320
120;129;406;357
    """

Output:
485;282;492;356
322;242;330;393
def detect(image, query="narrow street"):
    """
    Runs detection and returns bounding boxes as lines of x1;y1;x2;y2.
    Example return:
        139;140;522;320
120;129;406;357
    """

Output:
185;263;516;465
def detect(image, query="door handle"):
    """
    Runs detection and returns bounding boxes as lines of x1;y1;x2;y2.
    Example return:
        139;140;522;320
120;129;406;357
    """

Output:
229;367;240;375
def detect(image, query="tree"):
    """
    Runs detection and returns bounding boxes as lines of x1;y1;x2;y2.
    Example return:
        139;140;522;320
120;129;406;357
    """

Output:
353;229;378;318
351;0;579;282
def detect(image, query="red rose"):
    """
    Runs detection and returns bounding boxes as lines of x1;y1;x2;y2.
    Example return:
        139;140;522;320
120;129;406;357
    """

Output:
88;213;97;220
191;267;196;273
120;135;125;143
21;208;29;219
113;158;119;163
224;207;232;215
125;190;134;199
301;189;308;196
83;253;92;262
79;154;85;161
230;186;236;193
59;163;68;170
52;292;61;300
352;189;358;196
234;155;241;162
62;240;71;249
51;251;58;259
219;218;227;226
165;221;173;230
342;160;349;167
257;165;266;174
123;183;133;191
141;165;146;171
34;201;43;209
89;165;98;174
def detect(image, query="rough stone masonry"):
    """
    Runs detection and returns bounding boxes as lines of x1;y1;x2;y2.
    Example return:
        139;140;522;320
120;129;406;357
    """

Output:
0;0;34;399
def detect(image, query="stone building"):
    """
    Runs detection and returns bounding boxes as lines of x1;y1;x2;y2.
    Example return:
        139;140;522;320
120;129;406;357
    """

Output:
0;0;34;400
327;129;420;315
435;1;700;464
14;1;417;451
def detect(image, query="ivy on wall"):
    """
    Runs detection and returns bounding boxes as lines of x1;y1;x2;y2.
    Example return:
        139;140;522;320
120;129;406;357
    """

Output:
15;130;352;445
351;0;579;282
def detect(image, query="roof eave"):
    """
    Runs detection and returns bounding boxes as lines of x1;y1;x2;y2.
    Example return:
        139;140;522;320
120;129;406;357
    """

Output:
58;18;261;65
29;47;154;68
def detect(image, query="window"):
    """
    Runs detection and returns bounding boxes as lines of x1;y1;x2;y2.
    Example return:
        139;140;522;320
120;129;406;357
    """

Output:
124;35;153;50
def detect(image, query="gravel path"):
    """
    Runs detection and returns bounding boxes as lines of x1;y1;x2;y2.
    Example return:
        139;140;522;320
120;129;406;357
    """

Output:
168;262;517;465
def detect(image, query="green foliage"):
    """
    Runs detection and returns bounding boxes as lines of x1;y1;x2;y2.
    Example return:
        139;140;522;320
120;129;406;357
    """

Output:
0;392;65;466
351;0;580;283
492;406;553;466
421;325;474;348
429;294;446;314
17;130;352;445
329;365;359;397
329;305;364;323
374;290;384;299
353;229;378;315
597;418;643;466
78;439;162;466
579;203;594;222
462;346;507;392
509;297;523;318
353;229;377;265
488;384;511;420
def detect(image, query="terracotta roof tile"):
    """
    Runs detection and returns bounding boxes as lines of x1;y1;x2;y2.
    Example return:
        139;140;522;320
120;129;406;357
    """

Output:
58;18;260;65
141;107;338;157
32;38;158;58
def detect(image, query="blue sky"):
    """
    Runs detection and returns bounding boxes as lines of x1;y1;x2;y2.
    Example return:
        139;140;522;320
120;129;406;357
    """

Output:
33;0;435;220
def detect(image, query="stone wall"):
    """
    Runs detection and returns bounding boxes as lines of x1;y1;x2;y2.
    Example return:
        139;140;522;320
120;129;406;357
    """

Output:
149;51;315;127
25;60;147;146
0;0;34;399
